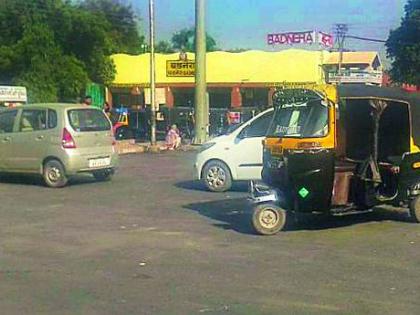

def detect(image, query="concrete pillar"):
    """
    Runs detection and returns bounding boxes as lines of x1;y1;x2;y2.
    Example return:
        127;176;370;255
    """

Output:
231;86;242;108
165;86;174;108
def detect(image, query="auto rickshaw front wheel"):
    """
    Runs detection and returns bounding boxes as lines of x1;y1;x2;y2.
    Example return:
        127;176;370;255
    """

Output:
252;203;289;235
409;195;420;223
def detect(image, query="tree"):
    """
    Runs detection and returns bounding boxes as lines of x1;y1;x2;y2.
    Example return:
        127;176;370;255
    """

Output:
0;0;143;102
80;0;145;55
171;27;217;52
155;40;175;53
386;0;420;85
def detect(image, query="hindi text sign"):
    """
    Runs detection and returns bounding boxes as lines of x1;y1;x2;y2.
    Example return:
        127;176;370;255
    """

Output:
0;86;27;102
166;60;195;77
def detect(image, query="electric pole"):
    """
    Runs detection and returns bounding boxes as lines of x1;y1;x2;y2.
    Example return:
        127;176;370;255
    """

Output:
333;23;348;76
194;0;208;144
149;0;157;145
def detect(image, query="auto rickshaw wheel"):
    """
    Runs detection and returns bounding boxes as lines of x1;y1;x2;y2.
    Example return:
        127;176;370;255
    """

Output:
252;203;288;235
409;195;420;223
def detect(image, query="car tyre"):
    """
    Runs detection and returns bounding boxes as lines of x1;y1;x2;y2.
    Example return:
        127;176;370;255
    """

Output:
93;170;113;182
409;195;420;223
202;160;232;192
252;203;289;235
43;160;68;188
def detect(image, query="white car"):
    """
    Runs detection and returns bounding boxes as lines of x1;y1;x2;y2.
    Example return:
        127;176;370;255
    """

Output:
194;108;274;192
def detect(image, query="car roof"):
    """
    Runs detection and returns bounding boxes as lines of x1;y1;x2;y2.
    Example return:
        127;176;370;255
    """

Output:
1;104;101;110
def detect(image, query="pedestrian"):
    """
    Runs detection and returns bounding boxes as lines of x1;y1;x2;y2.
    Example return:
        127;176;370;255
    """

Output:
164;124;181;150
82;95;92;106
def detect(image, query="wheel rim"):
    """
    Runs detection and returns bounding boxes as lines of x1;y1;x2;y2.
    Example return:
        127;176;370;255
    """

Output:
259;208;280;229
206;166;226;188
47;166;62;183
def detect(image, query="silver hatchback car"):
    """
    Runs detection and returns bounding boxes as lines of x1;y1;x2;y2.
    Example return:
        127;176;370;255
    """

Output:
0;103;118;187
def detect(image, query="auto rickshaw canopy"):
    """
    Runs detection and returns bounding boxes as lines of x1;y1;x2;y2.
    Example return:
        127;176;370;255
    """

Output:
336;84;420;153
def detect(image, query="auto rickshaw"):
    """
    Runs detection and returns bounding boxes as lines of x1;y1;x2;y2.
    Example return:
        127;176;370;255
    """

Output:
249;84;420;235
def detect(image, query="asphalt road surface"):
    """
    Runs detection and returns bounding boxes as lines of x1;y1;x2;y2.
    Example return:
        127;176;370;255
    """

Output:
0;152;419;315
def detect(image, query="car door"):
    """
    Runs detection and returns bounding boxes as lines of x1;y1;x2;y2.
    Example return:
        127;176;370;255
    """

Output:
10;108;50;172
234;110;274;180
0;109;19;170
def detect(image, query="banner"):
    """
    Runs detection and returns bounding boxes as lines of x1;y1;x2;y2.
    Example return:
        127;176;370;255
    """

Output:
166;60;195;77
267;31;333;48
0;86;27;102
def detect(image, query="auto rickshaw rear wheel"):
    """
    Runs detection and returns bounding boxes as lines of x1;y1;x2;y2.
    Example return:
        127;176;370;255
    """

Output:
409;195;420;223
252;203;289;235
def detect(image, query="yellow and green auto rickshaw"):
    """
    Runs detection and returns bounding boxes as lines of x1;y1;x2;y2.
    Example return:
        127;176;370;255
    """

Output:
249;84;420;235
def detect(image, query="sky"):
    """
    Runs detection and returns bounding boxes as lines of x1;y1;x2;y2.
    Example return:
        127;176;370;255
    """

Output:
130;0;407;64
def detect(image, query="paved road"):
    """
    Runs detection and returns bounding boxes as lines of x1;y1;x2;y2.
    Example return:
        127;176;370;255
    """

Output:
0;152;419;315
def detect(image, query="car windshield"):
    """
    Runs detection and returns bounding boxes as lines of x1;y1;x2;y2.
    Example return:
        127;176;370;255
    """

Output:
268;100;329;138
68;109;111;132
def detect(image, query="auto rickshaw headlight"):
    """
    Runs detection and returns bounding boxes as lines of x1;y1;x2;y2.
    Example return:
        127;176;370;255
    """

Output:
412;162;420;169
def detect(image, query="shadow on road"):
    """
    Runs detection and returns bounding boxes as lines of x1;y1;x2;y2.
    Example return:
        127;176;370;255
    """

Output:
184;197;413;235
184;197;255;234
0;173;99;187
176;180;249;192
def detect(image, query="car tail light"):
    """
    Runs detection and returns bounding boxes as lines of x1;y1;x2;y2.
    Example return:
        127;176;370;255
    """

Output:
62;128;76;149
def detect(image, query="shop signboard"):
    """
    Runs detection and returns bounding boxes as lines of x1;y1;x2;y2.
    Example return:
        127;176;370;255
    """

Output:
0;85;28;103
166;60;195;77
267;31;333;48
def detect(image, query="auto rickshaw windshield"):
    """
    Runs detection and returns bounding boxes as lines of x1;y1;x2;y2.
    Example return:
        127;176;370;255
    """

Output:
268;99;329;138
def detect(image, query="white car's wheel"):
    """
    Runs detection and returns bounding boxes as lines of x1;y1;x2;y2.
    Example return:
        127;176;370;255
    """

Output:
202;161;232;192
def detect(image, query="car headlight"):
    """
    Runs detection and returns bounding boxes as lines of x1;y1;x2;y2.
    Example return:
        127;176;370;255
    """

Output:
198;142;216;152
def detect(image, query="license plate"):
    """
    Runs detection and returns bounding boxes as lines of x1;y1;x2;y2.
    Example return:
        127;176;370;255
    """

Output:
89;157;111;168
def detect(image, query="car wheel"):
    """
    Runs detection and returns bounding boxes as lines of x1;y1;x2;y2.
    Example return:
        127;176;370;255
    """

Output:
43;160;68;188
93;170;113;182
202;160;232;192
409;195;420;223
251;203;289;235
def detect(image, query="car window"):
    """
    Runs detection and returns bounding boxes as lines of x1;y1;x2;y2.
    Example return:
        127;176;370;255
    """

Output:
48;109;58;129
68;109;111;132
0;110;18;133
20;109;47;132
244;111;274;138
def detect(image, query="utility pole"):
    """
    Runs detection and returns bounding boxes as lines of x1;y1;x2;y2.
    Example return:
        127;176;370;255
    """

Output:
149;0;157;145
194;0;208;144
333;23;348;76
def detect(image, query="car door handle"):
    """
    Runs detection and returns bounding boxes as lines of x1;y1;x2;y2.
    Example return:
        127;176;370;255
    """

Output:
35;135;44;140
1;136;11;142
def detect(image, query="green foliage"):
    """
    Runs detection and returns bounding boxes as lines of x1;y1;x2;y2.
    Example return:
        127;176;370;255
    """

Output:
386;0;420;85
0;0;143;102
171;27;218;52
155;41;175;54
